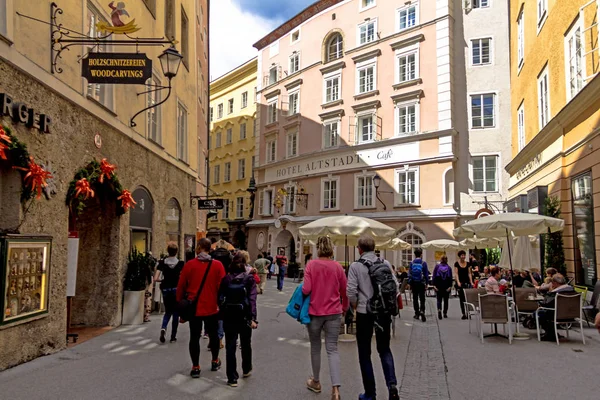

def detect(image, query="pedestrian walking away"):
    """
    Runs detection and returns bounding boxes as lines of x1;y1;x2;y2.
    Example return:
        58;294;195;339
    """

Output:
302;236;349;400
154;242;185;343
454;250;473;320
253;252;270;294
210;242;232;348
432;255;453;320
276;254;287;292
347;235;400;400
408;248;430;322
266;252;274;279
218;253;258;387
176;238;226;378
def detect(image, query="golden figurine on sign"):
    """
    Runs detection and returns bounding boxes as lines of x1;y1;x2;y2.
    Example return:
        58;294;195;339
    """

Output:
96;2;141;34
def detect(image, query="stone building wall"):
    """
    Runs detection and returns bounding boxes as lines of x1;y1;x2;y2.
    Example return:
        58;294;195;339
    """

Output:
0;59;197;370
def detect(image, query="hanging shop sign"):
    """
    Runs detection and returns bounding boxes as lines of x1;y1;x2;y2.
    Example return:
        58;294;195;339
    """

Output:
197;199;225;210
82;53;152;85
0;93;51;134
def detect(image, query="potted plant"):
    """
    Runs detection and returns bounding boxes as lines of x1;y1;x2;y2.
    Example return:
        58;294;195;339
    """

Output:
122;249;154;325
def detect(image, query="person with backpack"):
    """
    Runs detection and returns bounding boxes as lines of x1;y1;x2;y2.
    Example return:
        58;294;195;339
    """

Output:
347;235;399;400
176;238;226;378
302;236;348;400
408;248;430;322
218;253;258;387
432;255;453;320
154;242;185;343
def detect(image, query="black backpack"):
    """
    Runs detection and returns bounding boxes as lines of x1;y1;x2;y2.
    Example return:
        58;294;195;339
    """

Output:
221;274;249;318
360;258;399;317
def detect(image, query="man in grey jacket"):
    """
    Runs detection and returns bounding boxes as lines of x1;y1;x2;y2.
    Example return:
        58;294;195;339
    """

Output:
347;235;399;400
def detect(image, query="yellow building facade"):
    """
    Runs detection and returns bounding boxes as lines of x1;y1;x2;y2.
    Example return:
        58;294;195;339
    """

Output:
208;58;257;248
507;0;600;286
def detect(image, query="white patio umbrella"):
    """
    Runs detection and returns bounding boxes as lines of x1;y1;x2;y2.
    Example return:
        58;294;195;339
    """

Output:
498;236;541;270
421;239;466;251
459;237;505;249
377;237;412;251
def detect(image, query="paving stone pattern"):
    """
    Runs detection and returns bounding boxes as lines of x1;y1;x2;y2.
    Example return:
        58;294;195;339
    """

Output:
399;299;451;400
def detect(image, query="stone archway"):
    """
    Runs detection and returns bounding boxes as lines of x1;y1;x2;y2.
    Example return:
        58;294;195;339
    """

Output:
273;229;294;259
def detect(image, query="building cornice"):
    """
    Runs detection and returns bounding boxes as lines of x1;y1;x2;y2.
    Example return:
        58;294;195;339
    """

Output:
352;99;381;112
320;61;346;75
264;88;281;99
391;89;424;103
284;78;303;90
351;49;382;64
318;109;345;120
390;34;425;50
506;74;600;175
210;58;258;92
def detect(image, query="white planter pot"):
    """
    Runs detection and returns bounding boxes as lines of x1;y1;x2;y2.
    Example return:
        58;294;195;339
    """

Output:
122;290;145;325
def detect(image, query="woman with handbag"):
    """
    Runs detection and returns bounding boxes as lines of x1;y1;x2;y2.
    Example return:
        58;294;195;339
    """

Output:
302;236;349;400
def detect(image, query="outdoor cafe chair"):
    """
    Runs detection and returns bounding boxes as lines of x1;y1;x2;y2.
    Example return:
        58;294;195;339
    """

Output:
464;288;481;334
514;287;539;321
535;293;585;346
582;281;600;327
478;294;513;344
399;278;410;305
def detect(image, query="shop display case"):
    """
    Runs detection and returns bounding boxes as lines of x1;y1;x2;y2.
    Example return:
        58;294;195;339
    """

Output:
0;235;52;325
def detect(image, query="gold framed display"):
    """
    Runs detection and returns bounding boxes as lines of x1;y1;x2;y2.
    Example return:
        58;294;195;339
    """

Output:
1;236;52;325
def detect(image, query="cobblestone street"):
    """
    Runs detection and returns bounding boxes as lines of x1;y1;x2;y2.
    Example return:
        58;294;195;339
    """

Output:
1;281;598;399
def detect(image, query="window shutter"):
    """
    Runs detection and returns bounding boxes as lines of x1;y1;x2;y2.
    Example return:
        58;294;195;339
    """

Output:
376;116;383;141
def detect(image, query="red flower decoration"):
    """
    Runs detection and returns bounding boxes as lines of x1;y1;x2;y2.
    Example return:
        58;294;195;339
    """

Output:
118;189;137;212
98;158;116;184
14;157;53;199
75;178;95;200
0;126;12;161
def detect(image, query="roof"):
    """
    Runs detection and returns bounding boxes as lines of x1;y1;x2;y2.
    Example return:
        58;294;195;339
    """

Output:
252;0;344;50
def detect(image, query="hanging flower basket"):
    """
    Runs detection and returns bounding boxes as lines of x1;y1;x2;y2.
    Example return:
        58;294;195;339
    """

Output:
66;158;134;216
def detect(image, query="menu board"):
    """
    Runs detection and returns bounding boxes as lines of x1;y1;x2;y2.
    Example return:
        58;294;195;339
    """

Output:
3;241;50;323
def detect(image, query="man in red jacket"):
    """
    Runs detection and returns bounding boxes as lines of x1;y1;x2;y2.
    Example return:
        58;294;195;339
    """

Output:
177;238;226;378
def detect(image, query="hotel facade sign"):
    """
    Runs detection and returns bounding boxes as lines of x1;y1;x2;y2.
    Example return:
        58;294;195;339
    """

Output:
82;53;152;85
264;142;419;183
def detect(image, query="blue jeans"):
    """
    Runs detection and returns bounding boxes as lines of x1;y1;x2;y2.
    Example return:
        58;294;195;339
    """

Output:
218;319;224;339
356;313;397;398
277;267;286;291
161;288;179;339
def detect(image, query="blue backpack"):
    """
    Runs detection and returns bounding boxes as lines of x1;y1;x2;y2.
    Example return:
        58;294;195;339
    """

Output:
410;260;424;283
286;284;310;324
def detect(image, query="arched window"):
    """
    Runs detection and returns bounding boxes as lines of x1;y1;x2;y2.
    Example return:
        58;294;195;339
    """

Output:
399;233;423;267
443;168;455;205
327;33;344;62
166;198;181;248
130;187;154;253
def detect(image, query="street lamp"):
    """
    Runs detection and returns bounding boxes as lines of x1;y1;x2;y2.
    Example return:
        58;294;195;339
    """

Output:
130;46;184;127
373;173;393;211
246;174;257;219
373;174;381;190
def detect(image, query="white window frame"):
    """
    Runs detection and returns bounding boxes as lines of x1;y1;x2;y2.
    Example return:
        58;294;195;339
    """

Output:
356;58;377;95
176;101;188;162
0;0;14;42
286;130;298;158
260;189;274;216
517;103;525;151
241;91;248;108
396;44;419;83
215;131;222;148
269;65;278;85
236;197;244;219
209;107;214;122
222;199;230;220
359;0;376;12
357;19;377;46
217;103;223;119
471;37;493;66
355;172;375;209
321;176;340;211
323;70;342;104
469;92;497;129
228;98;234;114
266;139;277;163
442;167;454;206
564;19;585;101
224;162;231;182
290;28;301;44
472;0;489;8
394;166;420;206
146;74;162;144
537;66;550;130
537;0;548;32
471;154;500;193
240;122;247;140
226;128;232;144
322;118;340;149
517;9;524;71
85;2;114;110
267;97;278;124
395;101;419;136
237;158;246;180
357;112;376;144
284;183;297;215
288;90;300;116
397;2;419;32
213;164;221;184
289;52;300;74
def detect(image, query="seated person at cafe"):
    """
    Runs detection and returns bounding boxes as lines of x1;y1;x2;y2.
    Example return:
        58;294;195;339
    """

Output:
482;266;490;279
512;270;524;287
535;274;575;341
485;267;502;293
521;270;539;288
537;268;557;293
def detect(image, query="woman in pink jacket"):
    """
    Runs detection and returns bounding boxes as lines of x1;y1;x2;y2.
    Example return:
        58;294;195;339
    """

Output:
302;236;349;400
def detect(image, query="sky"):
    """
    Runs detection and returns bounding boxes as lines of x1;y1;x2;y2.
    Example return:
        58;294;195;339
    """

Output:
210;0;314;79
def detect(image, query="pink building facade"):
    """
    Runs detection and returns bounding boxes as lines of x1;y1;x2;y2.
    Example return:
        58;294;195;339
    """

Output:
247;0;465;268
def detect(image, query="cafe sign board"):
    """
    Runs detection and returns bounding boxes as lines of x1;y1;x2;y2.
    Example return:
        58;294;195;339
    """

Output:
82;53;152;85
197;199;225;210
